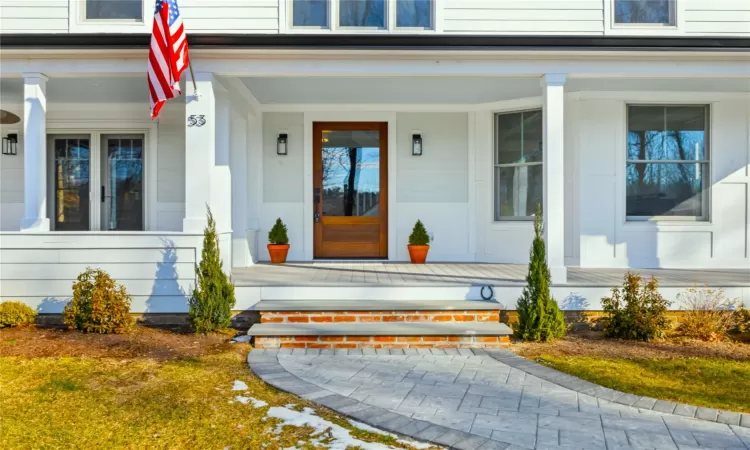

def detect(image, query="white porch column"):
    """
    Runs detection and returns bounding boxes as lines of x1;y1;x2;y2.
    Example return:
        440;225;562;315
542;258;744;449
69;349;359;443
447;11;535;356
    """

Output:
20;73;50;232
541;73;567;284
183;72;216;233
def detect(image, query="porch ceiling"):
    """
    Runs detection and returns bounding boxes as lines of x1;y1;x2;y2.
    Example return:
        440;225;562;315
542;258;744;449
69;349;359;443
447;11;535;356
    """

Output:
0;77;149;104
241;76;750;105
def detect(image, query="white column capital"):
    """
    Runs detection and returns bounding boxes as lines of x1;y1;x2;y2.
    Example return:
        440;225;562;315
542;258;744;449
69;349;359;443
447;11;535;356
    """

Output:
541;73;567;87
22;73;49;84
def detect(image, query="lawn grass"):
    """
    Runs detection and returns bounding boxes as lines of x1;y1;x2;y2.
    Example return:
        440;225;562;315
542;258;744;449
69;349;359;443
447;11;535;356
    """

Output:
0;327;430;449
514;336;750;413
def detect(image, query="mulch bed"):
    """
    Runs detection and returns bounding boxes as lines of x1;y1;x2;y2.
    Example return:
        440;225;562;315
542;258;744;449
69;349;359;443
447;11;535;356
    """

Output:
0;326;239;362
513;334;750;361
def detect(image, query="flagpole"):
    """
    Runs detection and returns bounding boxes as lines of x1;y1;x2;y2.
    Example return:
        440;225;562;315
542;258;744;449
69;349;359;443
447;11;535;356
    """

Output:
188;58;200;98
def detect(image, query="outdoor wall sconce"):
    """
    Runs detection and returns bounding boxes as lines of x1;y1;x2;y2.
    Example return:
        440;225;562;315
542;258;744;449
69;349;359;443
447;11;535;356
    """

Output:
412;134;423;156
2;133;18;156
277;133;288;156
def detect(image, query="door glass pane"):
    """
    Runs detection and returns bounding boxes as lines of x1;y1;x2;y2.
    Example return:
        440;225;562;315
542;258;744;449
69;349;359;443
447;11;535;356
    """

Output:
53;138;90;231
339;0;386;27
321;130;380;217
103;136;144;230
397;0;432;28
614;0;672;24
626;162;706;217
85;0;143;20
292;0;328;27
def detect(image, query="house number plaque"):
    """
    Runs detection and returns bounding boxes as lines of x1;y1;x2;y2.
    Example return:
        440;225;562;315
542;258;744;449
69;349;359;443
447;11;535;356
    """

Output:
187;115;207;127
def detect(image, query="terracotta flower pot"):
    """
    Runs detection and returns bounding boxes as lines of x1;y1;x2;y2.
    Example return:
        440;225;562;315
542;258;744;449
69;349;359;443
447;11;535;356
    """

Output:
267;244;290;264
407;245;429;264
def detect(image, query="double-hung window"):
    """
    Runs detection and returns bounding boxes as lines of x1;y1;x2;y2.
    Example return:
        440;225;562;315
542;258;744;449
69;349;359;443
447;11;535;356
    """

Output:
290;0;433;30
613;0;675;26
626;105;710;221
493;110;544;221
84;0;143;21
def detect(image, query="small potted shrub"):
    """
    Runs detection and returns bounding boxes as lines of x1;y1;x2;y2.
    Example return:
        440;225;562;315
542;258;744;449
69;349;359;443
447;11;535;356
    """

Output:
267;218;290;264
407;219;430;264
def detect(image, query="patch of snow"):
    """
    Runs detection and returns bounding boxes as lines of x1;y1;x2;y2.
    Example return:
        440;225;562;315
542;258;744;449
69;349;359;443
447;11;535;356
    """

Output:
235;396;268;408
266;406;433;450
232;335;252;343
349;420;437;449
232;380;248;391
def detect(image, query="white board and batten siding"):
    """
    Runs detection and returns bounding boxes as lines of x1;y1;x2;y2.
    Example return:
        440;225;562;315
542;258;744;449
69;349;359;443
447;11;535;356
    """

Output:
442;0;604;35
0;0;69;33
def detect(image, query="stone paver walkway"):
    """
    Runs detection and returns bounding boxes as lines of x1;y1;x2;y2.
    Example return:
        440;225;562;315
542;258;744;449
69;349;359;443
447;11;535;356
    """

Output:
248;349;750;450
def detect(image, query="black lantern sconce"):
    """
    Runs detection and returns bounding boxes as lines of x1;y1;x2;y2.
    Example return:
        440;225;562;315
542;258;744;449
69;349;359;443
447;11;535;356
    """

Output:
412;133;423;156
2;134;18;156
277;133;288;156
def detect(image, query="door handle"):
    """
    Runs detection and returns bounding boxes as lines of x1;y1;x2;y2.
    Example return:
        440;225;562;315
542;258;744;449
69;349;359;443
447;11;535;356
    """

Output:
101;186;105;203
314;212;320;223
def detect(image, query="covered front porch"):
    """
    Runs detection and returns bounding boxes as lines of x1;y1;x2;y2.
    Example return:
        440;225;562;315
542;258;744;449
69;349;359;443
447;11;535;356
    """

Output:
1;49;749;313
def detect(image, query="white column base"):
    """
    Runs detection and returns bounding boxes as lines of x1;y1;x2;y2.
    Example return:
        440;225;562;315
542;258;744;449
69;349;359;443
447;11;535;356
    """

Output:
20;217;50;232
549;266;568;285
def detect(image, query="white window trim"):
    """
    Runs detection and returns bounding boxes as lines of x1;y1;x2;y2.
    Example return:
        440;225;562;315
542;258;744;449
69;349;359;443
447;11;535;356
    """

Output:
46;121;158;232
604;0;686;36
69;0;150;34
281;0;437;34
620;102;712;225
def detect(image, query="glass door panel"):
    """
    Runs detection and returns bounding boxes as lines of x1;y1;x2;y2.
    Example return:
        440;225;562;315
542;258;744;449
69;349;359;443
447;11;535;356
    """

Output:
101;135;144;231
50;137;90;231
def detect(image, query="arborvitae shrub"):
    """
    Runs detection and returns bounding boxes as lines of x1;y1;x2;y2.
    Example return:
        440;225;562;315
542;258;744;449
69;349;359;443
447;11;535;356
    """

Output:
408;220;430;246
515;205;566;342
601;272;670;341
63;268;134;334
189;207;236;334
268;218;289;245
0;301;37;328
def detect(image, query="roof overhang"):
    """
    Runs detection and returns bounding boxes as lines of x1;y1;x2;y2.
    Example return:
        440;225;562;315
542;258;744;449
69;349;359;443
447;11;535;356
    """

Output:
1;33;749;52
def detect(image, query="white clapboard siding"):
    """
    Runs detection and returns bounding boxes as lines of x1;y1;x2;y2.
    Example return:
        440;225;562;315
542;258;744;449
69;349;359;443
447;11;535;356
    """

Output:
0;0;68;33
180;0;279;33
0;262;196;280
1;279;194;297
0;247;196;264
443;0;604;34
684;0;750;35
14;296;192;313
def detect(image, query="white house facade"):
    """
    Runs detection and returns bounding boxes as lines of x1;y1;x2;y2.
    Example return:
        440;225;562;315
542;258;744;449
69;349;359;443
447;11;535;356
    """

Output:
0;0;749;315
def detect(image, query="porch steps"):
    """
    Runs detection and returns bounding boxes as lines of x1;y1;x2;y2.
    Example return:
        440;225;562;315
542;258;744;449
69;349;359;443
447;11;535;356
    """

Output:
247;299;513;350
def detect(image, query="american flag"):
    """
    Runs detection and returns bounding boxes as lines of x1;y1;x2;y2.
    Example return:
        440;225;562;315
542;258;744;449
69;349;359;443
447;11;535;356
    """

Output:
149;0;189;119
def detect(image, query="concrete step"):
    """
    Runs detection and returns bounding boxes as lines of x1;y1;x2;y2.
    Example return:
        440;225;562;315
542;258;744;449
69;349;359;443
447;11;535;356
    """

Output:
247;322;513;336
252;299;503;312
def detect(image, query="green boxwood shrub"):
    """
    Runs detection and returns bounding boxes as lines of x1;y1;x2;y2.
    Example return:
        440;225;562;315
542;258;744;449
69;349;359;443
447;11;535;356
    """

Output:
0;301;37;328
515;206;566;342
63;268;134;334
189;207;236;334
601;272;671;341
268;218;289;245
408;220;430;246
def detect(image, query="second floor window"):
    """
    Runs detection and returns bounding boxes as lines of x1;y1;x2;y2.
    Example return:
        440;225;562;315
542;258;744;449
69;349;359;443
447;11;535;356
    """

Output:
291;0;433;30
85;0;143;21
614;0;674;25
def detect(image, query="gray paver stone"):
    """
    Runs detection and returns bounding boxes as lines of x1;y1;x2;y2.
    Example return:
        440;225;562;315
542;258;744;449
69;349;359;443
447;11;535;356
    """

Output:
741;414;750;428
652;399;678;414
673;404;698;417
716;410;741;426
415;424;449;441
695;407;719;422
434;430;473;446
477;440;511;450
613;393;641;406
453;435;490;450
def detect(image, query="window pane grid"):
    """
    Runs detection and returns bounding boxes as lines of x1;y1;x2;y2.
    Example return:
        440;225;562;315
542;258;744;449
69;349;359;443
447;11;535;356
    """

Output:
291;0;433;29
626;105;709;220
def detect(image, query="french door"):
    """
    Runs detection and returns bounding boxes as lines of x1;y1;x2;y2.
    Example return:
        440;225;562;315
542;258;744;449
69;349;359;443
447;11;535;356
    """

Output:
47;133;145;231
312;122;388;259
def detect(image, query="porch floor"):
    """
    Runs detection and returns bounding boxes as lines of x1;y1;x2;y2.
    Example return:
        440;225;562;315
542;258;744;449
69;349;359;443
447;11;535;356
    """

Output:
231;262;750;288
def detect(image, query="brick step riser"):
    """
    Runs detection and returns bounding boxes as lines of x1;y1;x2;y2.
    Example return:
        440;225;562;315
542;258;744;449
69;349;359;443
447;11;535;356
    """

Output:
255;335;510;349
260;310;500;324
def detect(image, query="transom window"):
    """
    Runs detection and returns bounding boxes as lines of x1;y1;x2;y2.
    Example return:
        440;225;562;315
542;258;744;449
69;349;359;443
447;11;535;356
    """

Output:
84;0;143;21
493;110;544;221
291;0;433;30
626;105;710;221
614;0;674;26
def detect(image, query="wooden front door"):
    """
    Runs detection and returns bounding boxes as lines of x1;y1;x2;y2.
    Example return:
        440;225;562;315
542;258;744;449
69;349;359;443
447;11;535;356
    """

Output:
313;122;388;259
